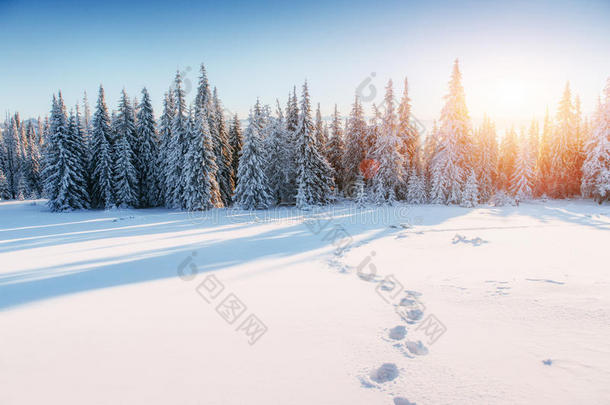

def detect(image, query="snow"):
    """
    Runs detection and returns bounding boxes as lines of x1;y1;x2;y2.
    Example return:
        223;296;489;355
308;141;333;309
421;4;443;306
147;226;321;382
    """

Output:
1;199;609;404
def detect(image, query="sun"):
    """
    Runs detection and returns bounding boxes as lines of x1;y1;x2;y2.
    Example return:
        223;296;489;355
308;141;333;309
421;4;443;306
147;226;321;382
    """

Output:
483;78;530;121
496;79;526;106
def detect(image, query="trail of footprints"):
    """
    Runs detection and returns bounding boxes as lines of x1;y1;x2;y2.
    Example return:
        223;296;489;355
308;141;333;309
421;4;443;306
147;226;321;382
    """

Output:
359;289;429;404
324;233;426;403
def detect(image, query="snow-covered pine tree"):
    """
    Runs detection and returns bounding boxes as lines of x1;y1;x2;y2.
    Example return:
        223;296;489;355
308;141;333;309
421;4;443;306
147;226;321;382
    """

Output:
314;103;327;153
581;80;610;203
116;89;139;187
1;117;23;199
498;126;518;192
167;72;189;208
195;64;212;113
432;59;472;204
81;92;93;192
537;108;553;197
83;91;92;137
45;94;90;211
342;95;366;192
353;172;366;207
510;132;535;201
475;115;498;202
371;79;406;204
212;88;234;206
0;166;8;200
158;90;176;207
326;104;345;192
90;86;115;208
365;104;381;161
74;105;90;195
264;100;290;204
294;81;334;208
182;105;222;211
0;124;12;200
21;121;42;197
571;95;586;197
460;169;479;208
550;82;577;198
136;87;160;207
280;87;300;202
406;167;426;204
228;114;243;188
234;109;273;210
431;59;472;205
397;77;420;173
527;118;540;197
112;99;138;209
423;120;439;198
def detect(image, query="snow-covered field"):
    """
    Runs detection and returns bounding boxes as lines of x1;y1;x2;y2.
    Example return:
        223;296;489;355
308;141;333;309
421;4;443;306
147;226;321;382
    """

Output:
1;199;609;404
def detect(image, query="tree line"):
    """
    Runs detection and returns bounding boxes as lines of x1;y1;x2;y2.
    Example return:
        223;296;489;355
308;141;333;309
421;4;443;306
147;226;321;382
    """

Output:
1;60;609;210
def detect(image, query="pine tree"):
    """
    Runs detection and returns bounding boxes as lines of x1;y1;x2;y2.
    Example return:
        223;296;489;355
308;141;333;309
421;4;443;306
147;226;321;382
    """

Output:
510;132;535;201
116;89;139;185
314;103;327;153
537;108;553;196
167;72;189;208
22;121;43;197
327;105;345;192
112;93;138;208
212;88;234;206
0;167;8;200
342;95;366;192
228;114;243;188
423;120;440;198
572;95;586;196
371;79;406;204
234;109;273;210
353;172;366;207
264;101;291;204
136;88;160;207
498;126;518;192
1;117;23;199
581;81;610;203
397;77;419;172
527;119;540;196
158;90;176;207
406;167;426;204
430;60;472;204
83;91;92;137
460;169;479;208
90;86;115;208
182;106;222;211
294;81;334;208
364;104;381;161
282;87;300;201
44;94;90;211
550;82;577;198
475;115;498;202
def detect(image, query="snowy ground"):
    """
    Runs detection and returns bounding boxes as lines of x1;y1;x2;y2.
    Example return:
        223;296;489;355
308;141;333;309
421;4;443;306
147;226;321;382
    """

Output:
1;199;609;404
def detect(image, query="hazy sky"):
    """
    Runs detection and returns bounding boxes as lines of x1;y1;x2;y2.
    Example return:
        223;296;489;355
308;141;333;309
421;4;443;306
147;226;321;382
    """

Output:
1;0;609;131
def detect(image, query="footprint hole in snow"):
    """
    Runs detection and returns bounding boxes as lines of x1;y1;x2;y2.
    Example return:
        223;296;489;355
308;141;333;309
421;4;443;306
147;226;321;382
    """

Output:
388;325;407;340
394;397;417;405
405;340;429;356
369;363;399;383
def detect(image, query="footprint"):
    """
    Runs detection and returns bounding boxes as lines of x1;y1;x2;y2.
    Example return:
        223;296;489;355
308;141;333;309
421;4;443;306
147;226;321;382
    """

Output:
405;340;429;356
369;363;399;383
394;397;417;405
358;376;377;388
388;325;407;340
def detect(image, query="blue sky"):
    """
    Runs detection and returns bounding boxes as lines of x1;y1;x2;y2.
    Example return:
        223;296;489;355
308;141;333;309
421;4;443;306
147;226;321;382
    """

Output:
1;0;609;129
